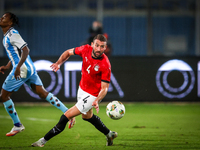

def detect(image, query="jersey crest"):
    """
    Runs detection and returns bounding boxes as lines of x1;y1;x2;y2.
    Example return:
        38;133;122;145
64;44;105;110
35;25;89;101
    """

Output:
94;65;100;71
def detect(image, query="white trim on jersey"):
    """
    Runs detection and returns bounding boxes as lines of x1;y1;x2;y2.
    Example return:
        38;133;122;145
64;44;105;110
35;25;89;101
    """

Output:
26;56;34;76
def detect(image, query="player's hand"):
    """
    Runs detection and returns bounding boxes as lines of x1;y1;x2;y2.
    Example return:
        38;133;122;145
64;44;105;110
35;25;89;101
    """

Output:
0;66;7;74
14;67;21;80
92;100;99;114
50;63;60;72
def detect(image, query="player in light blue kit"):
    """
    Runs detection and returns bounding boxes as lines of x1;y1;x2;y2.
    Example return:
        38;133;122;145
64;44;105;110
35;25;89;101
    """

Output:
0;12;75;136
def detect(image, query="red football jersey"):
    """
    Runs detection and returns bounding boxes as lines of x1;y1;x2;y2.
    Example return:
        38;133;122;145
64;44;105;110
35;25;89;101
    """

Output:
74;44;111;97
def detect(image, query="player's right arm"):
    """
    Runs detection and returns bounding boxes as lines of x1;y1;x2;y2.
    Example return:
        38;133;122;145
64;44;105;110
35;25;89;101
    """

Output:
50;48;75;72
0;61;12;74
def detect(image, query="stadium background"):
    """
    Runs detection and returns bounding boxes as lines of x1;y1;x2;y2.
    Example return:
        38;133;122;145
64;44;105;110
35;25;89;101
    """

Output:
0;0;199;102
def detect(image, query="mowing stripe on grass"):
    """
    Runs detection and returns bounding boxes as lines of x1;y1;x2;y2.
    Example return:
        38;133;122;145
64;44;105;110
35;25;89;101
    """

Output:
0;115;56;122
26;117;56;122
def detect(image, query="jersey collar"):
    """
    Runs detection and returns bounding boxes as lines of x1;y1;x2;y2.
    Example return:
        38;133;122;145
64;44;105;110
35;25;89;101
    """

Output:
4;27;14;36
92;55;103;59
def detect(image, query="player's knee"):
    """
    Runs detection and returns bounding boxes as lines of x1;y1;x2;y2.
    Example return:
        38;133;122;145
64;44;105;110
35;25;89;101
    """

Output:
0;93;9;102
33;85;48;99
82;114;94;122
37;91;48;99
82;111;93;120
35;91;45;99
82;117;91;124
82;117;88;121
38;93;47;99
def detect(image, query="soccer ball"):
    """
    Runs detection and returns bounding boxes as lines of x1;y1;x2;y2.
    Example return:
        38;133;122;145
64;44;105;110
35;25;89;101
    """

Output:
106;101;125;120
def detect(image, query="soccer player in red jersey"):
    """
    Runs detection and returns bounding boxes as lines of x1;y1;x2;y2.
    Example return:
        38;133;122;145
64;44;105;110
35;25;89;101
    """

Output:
32;34;117;147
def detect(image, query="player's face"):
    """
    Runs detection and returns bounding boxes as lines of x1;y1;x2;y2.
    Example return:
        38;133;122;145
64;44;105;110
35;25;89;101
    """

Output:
0;13;12;28
91;39;107;58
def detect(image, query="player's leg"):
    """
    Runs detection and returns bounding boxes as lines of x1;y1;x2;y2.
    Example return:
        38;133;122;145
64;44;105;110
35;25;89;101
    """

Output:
26;73;65;111
76;87;117;146
32;105;80;147
31;114;69;147
0;75;25;136
82;109;110;135
82;109;118;146
31;84;76;129
43;106;80;140
27;73;76;129
0;89;25;136
31;84;68;113
27;73;68;113
77;87;112;137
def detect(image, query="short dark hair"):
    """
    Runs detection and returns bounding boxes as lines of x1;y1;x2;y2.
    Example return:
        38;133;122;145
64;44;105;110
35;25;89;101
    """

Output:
6;12;19;27
93;34;107;43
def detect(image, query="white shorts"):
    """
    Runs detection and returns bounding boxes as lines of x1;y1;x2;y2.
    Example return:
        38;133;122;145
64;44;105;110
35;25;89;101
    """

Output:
75;87;97;115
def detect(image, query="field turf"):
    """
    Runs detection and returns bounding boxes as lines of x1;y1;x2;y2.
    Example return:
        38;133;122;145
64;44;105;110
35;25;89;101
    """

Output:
0;102;200;150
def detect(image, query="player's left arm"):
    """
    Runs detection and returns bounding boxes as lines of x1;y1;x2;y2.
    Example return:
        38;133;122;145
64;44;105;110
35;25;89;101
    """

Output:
15;46;29;80
92;81;110;113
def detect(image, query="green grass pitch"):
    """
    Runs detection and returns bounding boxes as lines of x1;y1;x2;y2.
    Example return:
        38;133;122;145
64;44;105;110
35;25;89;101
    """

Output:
0;102;200;150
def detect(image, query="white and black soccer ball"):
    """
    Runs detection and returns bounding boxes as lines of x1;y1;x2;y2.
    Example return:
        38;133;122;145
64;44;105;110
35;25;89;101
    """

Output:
106;101;125;120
